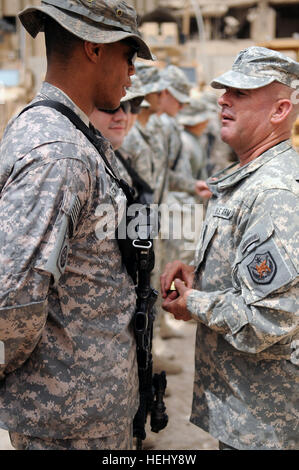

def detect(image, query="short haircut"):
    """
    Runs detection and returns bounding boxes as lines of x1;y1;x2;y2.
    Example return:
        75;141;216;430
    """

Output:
44;16;83;63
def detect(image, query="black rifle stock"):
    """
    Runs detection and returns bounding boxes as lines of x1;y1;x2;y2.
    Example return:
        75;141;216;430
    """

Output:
132;220;168;450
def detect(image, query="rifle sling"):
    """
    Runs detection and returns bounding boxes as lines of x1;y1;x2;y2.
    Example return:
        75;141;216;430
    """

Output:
17;100;135;203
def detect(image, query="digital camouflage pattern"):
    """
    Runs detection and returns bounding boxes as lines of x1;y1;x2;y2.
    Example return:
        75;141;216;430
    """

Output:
160;113;198;194
180;129;208;181
161;65;192;104
121;74;145;103
187;140;299;449
0;82;139;439
10;424;133;450
19;0;153;60
162;115;203;266
145;113;169;205
179;94;236;178
178;97;212;127
121;121;156;195
121;64;167;203
211;46;299;90
134;63;167;96
178;97;210;179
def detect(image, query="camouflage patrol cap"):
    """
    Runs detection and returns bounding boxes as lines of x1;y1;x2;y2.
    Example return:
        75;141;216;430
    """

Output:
121;74;145;102
211;46;299;90
134;63;167;95
18;0;154;60
178;97;212;126
161;65;192;103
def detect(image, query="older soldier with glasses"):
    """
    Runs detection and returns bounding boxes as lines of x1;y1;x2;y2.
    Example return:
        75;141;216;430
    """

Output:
0;0;153;451
161;47;299;450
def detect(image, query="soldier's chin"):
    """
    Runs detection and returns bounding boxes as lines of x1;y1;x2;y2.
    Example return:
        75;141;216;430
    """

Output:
220;128;231;144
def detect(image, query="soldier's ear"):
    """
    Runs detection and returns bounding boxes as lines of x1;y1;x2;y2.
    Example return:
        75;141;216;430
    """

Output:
270;99;292;124
84;42;103;63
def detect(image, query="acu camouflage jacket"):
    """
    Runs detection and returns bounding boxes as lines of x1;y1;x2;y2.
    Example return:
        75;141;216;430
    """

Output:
187;140;299;449
0;82;138;439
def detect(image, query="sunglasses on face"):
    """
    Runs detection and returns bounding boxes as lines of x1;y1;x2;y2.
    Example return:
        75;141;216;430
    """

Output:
128;50;138;67
121;39;139;67
98;101;131;115
129;96;144;114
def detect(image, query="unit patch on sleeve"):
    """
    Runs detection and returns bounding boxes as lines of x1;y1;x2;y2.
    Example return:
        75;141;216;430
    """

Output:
247;252;277;284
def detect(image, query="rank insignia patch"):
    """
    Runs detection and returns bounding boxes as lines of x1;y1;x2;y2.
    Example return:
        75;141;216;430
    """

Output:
247;252;277;284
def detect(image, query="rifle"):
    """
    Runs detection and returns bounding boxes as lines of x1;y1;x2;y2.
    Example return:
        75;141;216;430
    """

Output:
113;153;168;448
131;206;168;450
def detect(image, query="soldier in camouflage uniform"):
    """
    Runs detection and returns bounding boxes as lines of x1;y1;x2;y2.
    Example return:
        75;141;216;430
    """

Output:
161;47;299;450
178;97;212;182
158;65;205;196
90;99;133;185
199;91;237;176
122;64;168;204
0;0;153;451
155;67;212;342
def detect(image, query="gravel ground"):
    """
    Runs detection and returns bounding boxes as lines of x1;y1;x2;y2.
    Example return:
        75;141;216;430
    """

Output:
0;320;218;451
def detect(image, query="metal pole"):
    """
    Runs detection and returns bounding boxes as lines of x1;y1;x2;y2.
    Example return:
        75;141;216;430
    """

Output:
189;0;207;83
190;0;206;43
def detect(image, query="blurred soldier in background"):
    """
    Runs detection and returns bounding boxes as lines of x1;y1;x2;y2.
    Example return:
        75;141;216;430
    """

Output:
200;91;238;176
156;66;212;343
122;64;167;202
178;97;212;182
159;65;207;197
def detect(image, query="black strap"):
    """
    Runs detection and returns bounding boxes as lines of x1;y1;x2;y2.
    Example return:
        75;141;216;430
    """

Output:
170;141;183;171
18;100;135;204
115;150;153;196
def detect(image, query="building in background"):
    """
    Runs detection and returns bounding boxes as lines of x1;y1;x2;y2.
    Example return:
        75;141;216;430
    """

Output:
0;0;45;136
0;0;298;142
131;0;299;84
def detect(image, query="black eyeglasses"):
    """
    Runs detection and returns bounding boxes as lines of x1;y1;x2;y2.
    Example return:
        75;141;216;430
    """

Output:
98;101;131;115
129;96;144;114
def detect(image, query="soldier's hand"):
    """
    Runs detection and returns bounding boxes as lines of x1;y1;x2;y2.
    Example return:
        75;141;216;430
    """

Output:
160;260;194;298
195;180;212;199
162;279;192;322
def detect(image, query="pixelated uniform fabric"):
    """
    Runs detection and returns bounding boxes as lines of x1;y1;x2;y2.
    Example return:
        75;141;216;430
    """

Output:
0;82;138;439
187;140;299;449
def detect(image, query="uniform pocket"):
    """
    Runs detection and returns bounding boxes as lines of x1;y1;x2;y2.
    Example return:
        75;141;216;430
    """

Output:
194;219;218;271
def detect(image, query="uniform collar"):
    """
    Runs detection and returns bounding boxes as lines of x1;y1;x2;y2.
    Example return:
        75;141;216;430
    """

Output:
38;82;90;127
208;140;292;194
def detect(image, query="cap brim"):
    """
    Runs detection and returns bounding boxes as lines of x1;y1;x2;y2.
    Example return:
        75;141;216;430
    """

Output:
178;113;211;126
18;5;154;60
121;89;145;102
168;86;190;104
210;69;275;90
140;99;150;108
142;79;168;96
